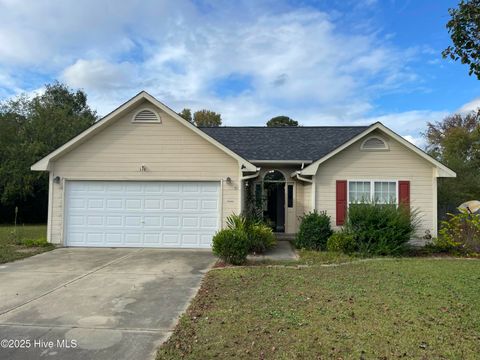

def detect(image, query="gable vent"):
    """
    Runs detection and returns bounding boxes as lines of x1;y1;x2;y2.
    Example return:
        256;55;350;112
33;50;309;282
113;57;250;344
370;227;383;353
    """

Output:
361;136;388;150
132;109;160;123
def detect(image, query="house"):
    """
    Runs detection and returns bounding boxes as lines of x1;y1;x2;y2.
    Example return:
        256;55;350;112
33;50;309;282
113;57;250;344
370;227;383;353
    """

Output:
31;91;456;248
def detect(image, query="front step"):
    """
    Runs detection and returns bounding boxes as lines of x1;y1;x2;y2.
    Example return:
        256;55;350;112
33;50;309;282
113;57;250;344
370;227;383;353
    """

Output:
274;233;295;241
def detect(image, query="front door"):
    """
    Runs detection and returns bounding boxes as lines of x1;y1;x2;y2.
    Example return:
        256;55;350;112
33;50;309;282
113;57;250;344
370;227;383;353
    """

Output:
263;170;286;232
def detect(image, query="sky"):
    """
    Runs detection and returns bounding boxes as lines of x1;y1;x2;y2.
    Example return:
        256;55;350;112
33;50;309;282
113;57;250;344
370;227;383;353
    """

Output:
1;0;479;147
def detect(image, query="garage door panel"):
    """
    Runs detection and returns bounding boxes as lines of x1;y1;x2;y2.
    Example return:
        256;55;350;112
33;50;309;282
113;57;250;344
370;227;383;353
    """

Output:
66;181;219;248
105;233;123;245
181;234;199;247
182;217;198;228
164;183;180;193
86;233;104;243
143;216;160;227
144;199;161;210
125;233;142;245
126;199;142;210
164;199;180;210
182;199;199;210
201;200;218;210
162;233;180;245
87;199;104;209
106;216;123;226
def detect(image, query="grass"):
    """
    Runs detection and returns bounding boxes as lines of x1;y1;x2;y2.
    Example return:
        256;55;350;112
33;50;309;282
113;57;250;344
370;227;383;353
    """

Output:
0;224;53;263
158;254;480;359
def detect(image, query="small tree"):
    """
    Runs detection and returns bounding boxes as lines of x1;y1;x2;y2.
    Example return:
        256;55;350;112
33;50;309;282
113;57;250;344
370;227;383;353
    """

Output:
424;111;480;213
266;116;298;127
178;108;192;122
193;109;222;127
442;0;480;79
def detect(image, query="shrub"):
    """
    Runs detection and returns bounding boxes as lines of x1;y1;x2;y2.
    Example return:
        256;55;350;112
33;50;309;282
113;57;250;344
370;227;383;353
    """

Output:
327;232;356;253
226;213;276;254
345;203;419;255
248;223;277;254
435;211;480;254
212;228;249;265
295;211;333;250
226;213;247;232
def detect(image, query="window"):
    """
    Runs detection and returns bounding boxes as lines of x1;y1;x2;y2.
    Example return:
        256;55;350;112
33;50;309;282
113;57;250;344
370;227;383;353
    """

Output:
361;136;388;151
348;181;397;204
287;184;293;208
374;181;396;204
349;181;371;203
132;109;161;123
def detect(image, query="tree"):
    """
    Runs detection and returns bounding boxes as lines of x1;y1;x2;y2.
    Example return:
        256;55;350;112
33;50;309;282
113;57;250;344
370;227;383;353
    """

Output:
266;116;299;127
0;82;97;223
442;0;480;79
193;109;222;127
178;108;192;123
425;111;480;215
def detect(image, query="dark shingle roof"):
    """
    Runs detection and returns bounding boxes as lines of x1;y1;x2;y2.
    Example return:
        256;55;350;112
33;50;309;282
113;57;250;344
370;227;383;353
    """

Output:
199;126;370;161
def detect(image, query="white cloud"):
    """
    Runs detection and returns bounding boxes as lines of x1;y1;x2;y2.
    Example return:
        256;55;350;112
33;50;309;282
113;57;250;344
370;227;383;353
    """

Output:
403;135;425;148
62;59;137;91
0;0;440;143
458;97;480;114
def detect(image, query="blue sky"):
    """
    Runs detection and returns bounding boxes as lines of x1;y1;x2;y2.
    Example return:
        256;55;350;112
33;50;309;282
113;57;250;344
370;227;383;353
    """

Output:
0;0;479;147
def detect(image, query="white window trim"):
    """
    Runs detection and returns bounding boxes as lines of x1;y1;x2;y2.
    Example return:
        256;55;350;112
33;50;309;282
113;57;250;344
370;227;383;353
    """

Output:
131;108;161;123
347;180;399;206
360;135;389;151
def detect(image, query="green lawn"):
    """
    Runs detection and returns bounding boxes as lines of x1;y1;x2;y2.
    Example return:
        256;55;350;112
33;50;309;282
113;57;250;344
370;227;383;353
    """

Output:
158;255;480;359
0;224;53;263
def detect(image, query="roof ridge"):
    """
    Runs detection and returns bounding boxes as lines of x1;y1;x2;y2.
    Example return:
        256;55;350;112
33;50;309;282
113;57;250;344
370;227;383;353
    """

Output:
199;125;370;128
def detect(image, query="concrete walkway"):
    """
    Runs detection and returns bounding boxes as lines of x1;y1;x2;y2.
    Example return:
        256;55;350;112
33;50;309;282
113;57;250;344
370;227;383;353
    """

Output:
0;248;215;360
247;241;298;262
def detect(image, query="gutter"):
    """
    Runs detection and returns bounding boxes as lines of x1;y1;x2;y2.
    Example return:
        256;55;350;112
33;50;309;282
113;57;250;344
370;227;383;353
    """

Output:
293;171;313;184
241;168;261;181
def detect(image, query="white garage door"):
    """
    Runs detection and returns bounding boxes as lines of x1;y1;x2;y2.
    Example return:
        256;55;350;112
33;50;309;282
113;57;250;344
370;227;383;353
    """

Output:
65;181;220;248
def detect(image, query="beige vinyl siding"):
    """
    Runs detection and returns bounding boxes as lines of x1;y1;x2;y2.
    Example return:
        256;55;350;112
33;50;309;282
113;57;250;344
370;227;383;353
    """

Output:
294;181;313;231
315;130;436;241
49;100;240;244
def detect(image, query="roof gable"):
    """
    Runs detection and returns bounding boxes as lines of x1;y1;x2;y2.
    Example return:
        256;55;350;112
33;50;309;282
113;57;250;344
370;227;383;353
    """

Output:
299;122;456;178
31;92;256;172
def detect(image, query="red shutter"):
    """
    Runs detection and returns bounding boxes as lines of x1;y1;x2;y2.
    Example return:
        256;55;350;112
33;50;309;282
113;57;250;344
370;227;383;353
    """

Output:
398;181;410;210
336;180;347;226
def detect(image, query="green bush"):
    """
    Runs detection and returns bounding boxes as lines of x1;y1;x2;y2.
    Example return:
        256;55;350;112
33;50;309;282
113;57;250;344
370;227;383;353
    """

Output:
434;211;480;254
212;228;249;265
345;203;419;255
295;211;333;250
327;232;356;253
225;213;277;254
248;223;277;254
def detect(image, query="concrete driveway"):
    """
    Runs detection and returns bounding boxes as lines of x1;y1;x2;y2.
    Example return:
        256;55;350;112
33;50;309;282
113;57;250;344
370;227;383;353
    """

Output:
0;248;215;360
